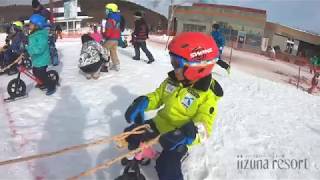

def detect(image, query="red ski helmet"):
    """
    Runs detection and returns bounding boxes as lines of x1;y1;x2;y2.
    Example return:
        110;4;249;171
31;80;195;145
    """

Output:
168;32;219;81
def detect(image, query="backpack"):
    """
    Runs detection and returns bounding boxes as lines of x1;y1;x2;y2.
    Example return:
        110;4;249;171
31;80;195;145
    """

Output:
120;15;126;32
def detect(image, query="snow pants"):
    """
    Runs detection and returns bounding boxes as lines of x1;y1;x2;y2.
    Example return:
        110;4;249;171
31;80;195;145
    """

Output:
32;66;55;91
124;121;186;180
80;60;103;74
103;40;120;66
133;41;154;61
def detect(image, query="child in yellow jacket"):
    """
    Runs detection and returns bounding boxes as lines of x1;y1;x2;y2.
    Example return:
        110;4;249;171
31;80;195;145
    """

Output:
123;32;223;180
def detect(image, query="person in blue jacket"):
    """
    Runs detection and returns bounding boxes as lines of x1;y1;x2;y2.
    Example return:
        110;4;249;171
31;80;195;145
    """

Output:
211;23;230;73
1;21;27;75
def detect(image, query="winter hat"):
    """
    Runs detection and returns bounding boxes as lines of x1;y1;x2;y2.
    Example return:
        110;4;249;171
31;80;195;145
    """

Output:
29;14;47;29
12;21;23;30
134;11;142;18
32;0;40;8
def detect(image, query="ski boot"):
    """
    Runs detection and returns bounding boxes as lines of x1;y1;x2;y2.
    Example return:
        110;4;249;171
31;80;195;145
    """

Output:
115;158;146;180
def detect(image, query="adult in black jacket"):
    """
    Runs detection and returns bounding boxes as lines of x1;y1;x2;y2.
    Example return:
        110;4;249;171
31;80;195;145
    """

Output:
32;0;53;24
132;12;155;64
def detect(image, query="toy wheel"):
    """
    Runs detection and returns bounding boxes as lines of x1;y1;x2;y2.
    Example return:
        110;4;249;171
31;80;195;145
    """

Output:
23;58;32;69
137;174;146;180
121;157;129;166
48;70;59;84
7;78;26;98
139;158;151;166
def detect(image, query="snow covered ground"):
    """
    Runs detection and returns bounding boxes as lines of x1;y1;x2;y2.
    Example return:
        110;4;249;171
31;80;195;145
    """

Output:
0;36;320;180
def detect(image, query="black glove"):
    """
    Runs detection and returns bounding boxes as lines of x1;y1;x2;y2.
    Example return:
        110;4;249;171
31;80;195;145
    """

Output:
159;121;197;152
124;120;159;150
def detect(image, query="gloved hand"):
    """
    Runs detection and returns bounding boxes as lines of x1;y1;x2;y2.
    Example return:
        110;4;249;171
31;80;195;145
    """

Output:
159;121;197;152
124;120;159;150
125;96;149;124
219;46;223;51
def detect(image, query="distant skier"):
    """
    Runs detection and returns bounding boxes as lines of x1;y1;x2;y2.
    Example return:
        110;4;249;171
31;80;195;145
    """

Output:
79;34;109;79
26;14;56;95
211;23;231;73
102;3;121;72
309;55;320;74
131;11;155;64
308;73;319;94
123;32;223;180
55;24;63;40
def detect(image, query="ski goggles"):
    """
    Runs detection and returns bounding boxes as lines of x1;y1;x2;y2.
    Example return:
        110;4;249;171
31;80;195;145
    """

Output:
170;53;216;69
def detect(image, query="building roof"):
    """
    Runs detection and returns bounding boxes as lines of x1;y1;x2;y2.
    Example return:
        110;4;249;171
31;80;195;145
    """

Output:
266;22;320;45
173;3;266;27
193;3;266;15
54;16;92;23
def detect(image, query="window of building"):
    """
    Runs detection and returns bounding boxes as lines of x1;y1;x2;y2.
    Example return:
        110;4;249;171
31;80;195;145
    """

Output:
183;24;206;32
286;38;295;54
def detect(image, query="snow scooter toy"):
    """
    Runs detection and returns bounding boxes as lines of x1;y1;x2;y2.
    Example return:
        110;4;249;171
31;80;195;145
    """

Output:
115;158;147;180
4;55;59;102
115;142;158;180
0;48;32;75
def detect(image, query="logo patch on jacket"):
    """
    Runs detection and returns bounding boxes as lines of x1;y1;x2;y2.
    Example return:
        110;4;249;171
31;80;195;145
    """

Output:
165;83;176;93
182;93;195;108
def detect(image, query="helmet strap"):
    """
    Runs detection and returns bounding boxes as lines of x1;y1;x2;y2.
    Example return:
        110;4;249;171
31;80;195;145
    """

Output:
180;79;193;87
181;68;194;86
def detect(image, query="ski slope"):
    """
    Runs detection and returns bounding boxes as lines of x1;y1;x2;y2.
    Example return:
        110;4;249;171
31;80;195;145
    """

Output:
0;38;320;180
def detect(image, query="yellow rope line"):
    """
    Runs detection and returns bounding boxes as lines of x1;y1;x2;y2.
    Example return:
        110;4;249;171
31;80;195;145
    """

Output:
67;136;160;180
0;54;24;73
0;124;150;166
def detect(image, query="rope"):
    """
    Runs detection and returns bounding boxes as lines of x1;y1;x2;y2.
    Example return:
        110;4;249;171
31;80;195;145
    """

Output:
0;54;24;73
67;136;160;180
0;124;150;166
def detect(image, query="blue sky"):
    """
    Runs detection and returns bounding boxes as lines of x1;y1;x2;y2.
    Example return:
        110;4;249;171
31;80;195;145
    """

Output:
1;0;320;33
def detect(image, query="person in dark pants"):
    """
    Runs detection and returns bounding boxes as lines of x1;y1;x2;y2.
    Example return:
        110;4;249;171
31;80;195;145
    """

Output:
132;11;155;64
55;24;63;40
211;23;231;73
26;14;56;95
32;66;55;91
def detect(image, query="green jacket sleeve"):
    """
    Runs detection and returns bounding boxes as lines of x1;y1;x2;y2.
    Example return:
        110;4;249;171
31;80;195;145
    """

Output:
26;36;47;56
146;79;168;111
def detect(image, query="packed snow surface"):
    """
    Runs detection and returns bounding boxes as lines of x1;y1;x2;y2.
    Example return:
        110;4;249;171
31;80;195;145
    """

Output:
0;36;319;180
